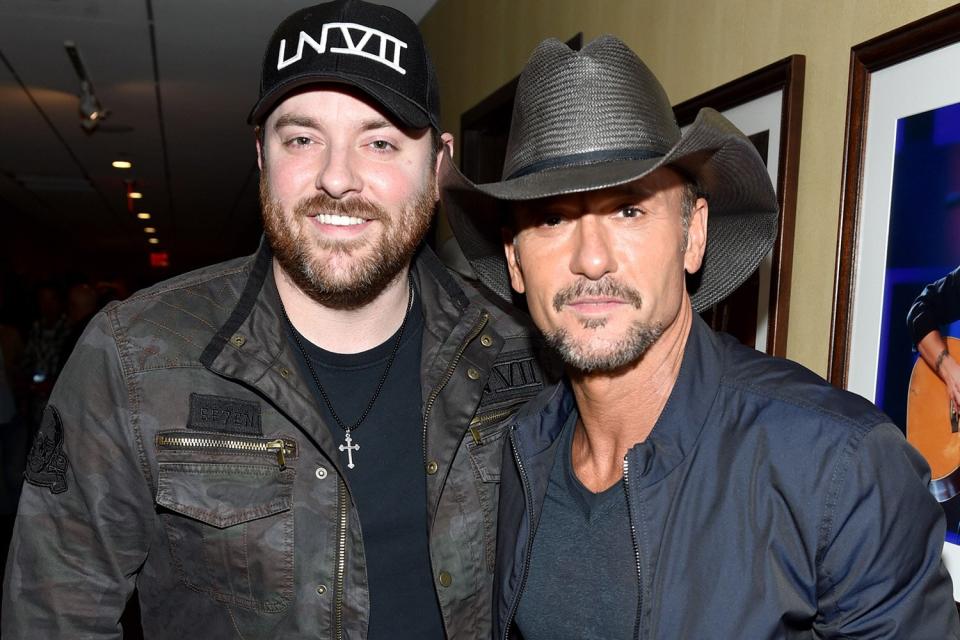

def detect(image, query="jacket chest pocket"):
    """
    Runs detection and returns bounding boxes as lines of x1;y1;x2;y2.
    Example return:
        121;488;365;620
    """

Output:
154;431;297;612
465;418;511;572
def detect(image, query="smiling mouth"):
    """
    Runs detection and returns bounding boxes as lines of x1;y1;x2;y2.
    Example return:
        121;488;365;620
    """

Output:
314;213;367;226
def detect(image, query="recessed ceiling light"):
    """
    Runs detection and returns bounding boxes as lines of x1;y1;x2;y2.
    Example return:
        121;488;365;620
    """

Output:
148;238;160;245
128;191;143;199
144;227;156;233
112;160;132;169
137;212;151;220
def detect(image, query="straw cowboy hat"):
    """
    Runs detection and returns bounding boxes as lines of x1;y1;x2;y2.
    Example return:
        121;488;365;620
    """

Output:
441;35;779;312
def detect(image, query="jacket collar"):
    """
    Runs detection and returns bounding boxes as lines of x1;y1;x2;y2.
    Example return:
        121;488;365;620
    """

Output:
200;238;472;375
626;313;723;487
514;313;724;488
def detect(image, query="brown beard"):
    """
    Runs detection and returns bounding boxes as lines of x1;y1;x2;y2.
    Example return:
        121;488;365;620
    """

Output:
260;170;437;309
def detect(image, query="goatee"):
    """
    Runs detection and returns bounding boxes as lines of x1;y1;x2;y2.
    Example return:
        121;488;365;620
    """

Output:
545;277;663;373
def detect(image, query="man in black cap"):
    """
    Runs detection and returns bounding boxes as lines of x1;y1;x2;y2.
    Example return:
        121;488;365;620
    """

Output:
3;2;547;638
444;35;960;638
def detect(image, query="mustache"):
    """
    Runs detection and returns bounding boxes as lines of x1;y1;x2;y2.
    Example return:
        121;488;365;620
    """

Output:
552;278;644;312
293;193;385;221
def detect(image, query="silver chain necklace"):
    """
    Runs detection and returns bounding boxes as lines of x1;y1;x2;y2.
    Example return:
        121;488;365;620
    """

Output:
281;273;414;469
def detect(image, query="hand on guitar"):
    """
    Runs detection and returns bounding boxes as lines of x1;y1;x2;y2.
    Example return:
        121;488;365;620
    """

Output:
939;352;960;413
918;330;960;413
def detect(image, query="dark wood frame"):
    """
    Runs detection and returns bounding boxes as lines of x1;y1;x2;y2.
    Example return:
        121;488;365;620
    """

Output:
458;33;583;184
828;5;960;387
673;55;805;357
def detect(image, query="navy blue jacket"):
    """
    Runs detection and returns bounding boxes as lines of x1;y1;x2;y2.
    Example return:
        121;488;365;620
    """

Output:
495;316;959;639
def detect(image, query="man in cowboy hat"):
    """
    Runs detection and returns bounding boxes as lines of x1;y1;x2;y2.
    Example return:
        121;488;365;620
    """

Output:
443;36;959;638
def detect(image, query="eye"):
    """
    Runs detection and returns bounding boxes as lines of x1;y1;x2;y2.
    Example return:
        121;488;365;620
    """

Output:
541;213;564;227
618;206;644;218
368;139;397;152
284;135;313;148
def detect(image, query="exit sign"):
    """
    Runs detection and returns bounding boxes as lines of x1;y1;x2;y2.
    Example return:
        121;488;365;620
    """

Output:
150;252;170;268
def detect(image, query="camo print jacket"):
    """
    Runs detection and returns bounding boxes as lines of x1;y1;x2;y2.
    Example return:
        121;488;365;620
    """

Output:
2;243;550;639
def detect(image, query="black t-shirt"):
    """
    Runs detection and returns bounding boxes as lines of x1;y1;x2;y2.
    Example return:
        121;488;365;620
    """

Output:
515;410;639;639
287;298;444;639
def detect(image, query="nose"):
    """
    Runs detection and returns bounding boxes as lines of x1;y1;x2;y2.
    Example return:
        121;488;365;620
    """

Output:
315;145;361;198
568;215;617;280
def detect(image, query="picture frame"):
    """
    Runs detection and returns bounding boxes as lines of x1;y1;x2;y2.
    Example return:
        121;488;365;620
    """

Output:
826;4;960;602
673;55;805;357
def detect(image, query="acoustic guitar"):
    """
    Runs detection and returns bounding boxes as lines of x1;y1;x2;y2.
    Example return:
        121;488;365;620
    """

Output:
907;337;960;502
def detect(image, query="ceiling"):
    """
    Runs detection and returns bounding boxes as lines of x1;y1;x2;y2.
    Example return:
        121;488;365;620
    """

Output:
0;0;438;286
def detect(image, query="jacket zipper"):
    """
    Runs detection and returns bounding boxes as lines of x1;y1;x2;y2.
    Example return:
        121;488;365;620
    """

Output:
468;400;528;445
421;311;490;466
334;478;348;640
622;456;644;640
502;430;536;640
155;434;296;469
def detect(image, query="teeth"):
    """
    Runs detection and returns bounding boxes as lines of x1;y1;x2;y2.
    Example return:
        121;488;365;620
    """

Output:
316;213;365;226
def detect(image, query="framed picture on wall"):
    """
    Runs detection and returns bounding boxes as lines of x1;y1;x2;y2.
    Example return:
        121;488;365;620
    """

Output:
673;55;804;357
826;4;960;601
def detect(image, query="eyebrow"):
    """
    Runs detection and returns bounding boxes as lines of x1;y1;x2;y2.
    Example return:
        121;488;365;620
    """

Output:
359;117;394;132
273;113;319;131
272;114;397;135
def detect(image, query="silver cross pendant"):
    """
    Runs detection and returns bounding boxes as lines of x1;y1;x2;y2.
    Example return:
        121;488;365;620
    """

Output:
339;430;359;469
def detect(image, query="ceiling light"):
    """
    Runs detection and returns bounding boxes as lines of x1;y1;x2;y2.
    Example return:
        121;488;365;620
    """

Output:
137;212;151;220
144;227;156;233
66;42;111;133
112;161;132;169
148;238;160;245
128;191;143;199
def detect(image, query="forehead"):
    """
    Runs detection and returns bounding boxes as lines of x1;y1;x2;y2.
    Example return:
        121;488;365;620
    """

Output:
265;85;401;129
514;166;686;215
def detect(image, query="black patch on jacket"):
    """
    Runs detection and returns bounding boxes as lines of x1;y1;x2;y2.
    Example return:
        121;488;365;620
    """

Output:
188;393;262;435
483;350;543;402
24;405;69;495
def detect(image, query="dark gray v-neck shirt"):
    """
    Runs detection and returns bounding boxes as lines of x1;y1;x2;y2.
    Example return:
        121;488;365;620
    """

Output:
515;411;639;639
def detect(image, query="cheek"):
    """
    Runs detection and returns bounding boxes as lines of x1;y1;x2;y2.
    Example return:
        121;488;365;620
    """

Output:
364;162;425;203
264;161;312;206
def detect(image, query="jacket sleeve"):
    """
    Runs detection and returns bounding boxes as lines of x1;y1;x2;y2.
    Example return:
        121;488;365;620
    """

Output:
814;422;960;639
907;267;960;348
2;311;155;638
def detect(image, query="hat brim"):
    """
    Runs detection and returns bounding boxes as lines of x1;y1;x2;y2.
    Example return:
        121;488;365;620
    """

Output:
247;72;435;129
441;108;779;312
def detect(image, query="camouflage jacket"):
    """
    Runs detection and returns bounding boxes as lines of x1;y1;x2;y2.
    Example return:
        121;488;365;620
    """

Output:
3;243;550;639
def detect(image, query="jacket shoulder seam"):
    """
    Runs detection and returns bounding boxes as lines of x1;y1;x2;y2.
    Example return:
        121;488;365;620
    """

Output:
813;420;874;613
112;263;250;310
721;377;885;430
107;309;159;510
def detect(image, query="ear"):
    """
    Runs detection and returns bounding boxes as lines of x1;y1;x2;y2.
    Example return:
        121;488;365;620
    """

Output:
502;227;526;294
432;132;455;199
255;127;264;171
683;197;709;274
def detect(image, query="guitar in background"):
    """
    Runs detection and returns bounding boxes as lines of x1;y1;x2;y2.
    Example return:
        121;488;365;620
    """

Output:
908;336;960;502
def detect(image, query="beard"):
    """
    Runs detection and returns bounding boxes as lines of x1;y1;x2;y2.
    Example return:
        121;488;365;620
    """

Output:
543;277;664;373
260;171;436;309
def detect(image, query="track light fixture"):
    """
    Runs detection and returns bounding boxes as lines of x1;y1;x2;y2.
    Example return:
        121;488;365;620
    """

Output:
65;41;109;133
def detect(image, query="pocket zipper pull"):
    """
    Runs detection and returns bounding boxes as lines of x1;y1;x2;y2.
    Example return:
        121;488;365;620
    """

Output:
266;439;288;469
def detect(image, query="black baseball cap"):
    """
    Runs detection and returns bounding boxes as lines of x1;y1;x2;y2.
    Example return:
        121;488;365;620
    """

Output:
248;0;441;130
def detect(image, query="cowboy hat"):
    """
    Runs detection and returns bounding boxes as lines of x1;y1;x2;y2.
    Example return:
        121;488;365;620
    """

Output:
441;35;779;312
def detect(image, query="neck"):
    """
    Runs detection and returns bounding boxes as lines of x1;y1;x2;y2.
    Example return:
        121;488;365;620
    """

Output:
568;297;693;491
275;258;412;354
